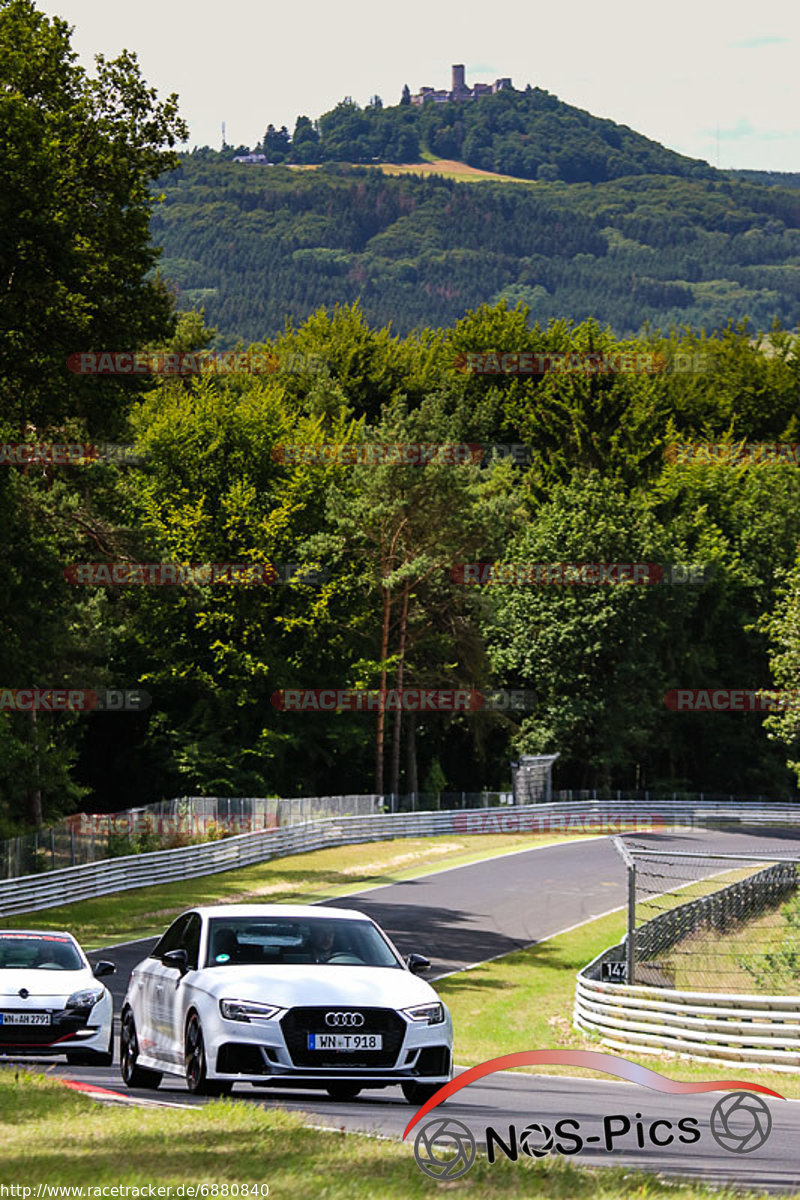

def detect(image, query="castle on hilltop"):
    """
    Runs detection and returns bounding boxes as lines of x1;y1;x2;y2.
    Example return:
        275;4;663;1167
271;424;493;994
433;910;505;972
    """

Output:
411;64;513;106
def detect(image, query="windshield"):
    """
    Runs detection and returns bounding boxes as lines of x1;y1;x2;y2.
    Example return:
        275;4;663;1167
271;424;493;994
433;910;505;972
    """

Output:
0;934;83;971
205;917;402;969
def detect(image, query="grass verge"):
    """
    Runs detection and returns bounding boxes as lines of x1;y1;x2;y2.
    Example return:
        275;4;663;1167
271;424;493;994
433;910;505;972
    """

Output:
439;909;800;1097
0;832;596;948
653;887;800;994
0;1069;787;1198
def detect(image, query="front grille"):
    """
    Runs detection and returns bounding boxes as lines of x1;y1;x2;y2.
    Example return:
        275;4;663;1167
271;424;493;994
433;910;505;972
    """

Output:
281;1007;405;1068
0;1008;90;1047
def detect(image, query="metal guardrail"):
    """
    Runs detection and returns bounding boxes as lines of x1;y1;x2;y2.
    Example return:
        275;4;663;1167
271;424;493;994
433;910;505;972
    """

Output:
0;792;520;879
4;796;800;920
0;795;383;879
575;955;800;1069
575;855;800;1069
0;806;520;918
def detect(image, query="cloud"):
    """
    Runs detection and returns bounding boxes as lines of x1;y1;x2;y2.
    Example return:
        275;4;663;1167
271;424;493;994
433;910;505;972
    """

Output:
730;35;790;48
707;119;800;143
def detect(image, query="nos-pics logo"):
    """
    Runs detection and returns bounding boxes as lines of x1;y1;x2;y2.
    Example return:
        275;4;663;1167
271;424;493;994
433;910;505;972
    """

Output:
405;1050;781;1181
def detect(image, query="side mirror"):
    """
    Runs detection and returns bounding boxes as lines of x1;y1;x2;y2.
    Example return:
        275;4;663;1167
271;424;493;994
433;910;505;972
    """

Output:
406;953;431;976
92;960;116;978
162;949;189;974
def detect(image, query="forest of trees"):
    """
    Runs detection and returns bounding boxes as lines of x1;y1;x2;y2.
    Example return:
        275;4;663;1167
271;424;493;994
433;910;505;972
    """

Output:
154;157;800;343
3;288;800;827
2;0;800;833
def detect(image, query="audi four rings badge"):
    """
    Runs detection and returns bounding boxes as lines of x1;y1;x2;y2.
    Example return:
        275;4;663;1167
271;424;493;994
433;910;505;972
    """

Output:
325;1011;365;1026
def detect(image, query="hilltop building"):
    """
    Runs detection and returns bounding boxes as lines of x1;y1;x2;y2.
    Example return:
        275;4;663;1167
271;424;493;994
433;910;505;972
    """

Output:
411;65;512;106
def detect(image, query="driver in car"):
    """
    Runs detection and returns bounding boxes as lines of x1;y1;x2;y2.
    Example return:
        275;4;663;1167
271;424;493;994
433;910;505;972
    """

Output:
308;924;337;962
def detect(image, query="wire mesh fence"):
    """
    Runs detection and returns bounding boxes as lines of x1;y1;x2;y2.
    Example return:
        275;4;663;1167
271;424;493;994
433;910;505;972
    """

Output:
0;796;378;879
620;840;800;994
0;791;516;880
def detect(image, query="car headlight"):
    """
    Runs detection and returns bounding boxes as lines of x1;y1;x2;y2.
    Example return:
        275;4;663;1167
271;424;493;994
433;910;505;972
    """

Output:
66;986;105;1011
219;998;283;1022
402;1002;445;1025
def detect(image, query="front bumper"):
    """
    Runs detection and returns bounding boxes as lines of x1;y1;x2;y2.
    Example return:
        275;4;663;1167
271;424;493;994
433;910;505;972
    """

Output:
0;997;112;1056
207;1004;452;1086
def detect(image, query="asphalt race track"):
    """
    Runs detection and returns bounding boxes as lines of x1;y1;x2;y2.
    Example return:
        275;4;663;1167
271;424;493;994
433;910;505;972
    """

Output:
16;826;800;1191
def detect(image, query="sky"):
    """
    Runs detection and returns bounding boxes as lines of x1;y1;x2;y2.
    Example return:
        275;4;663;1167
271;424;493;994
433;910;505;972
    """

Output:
41;0;800;172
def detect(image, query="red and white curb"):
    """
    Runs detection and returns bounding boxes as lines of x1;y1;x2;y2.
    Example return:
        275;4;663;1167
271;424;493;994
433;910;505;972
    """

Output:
60;1078;188;1108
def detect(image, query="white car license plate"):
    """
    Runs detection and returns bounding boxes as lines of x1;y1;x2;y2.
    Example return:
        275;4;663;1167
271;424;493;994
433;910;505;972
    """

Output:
307;1033;382;1051
0;1012;51;1025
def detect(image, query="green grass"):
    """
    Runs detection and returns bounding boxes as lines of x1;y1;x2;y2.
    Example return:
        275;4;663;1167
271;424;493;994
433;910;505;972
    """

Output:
656;889;800;994
633;863;793;991
439;909;800;1097
0;831;597;948
0;1069;788;1198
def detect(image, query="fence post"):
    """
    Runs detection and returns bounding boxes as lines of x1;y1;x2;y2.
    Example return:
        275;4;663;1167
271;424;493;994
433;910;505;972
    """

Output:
612;837;636;986
627;861;636;986
50;827;55;870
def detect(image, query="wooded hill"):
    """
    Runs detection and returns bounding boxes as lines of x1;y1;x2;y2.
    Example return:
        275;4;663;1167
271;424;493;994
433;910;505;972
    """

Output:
154;155;800;343
231;85;716;183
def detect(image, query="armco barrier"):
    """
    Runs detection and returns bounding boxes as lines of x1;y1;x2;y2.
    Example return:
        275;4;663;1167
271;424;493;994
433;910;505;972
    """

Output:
574;859;800;1070
575;952;800;1070
3;797;800;919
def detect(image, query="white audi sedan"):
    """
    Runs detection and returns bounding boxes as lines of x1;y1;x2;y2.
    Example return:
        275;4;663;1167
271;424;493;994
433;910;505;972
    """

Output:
120;905;453;1102
0;930;115;1064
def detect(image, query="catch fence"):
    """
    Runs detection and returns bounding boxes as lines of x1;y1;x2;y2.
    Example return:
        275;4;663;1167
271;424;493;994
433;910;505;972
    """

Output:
618;840;800;993
0;792;514;880
575;839;800;1068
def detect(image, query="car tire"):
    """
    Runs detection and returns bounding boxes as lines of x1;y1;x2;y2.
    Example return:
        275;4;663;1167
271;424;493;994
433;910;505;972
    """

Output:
325;1084;362;1101
185;1012;232;1097
402;1081;445;1105
120;1008;162;1089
